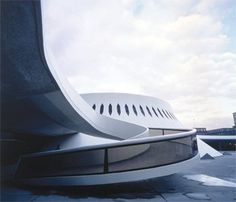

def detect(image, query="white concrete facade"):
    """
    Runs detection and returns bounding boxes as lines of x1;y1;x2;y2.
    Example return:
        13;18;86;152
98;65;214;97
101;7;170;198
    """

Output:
1;0;198;186
82;93;185;130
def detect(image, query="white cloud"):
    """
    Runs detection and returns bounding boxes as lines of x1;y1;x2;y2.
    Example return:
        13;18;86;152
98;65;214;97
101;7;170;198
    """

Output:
43;0;236;129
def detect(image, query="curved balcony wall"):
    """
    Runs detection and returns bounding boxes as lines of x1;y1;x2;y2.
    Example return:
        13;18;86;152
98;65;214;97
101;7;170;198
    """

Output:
16;131;197;179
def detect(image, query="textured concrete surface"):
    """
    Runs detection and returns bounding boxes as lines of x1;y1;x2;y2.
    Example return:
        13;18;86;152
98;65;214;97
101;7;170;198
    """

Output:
1;152;236;201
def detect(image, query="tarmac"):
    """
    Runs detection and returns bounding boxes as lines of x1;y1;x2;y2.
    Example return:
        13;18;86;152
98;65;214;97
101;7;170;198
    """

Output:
1;152;236;202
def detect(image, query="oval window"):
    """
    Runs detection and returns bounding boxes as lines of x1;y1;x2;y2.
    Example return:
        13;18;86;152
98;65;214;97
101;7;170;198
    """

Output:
140;105;145;116
157;108;164;118
108;104;112;115
146;106;152;117
152;107;158;117
117;104;121;115
100;104;104;114
92;104;96;110
132;105;138;116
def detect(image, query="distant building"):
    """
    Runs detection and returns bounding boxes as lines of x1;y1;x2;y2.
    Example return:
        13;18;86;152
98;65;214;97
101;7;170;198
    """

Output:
196;113;236;151
196;127;236;136
195;128;207;135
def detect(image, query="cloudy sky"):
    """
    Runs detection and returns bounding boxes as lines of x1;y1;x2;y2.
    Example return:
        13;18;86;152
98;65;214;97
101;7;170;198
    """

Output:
43;0;236;129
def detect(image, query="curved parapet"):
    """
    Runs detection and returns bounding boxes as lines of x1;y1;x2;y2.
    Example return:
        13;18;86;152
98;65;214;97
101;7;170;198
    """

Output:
1;0;148;139
15;129;198;185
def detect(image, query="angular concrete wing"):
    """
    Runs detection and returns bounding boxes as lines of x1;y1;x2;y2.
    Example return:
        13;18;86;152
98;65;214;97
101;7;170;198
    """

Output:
197;137;222;158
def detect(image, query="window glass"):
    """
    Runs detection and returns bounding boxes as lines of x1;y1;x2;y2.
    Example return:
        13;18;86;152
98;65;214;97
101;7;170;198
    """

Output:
108;104;112;115
125;104;129;115
146;106;152;117
157;108;164;118
152;107;158;117
100;104;104;114
140;105;145;116
132;105;138;116
92;104;96;110
117;104;121;115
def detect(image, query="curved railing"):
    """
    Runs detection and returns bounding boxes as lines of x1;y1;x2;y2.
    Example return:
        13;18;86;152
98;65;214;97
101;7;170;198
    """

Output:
16;129;198;179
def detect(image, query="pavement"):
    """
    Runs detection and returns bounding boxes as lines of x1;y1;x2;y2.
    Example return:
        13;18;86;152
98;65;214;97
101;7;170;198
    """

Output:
1;152;236;202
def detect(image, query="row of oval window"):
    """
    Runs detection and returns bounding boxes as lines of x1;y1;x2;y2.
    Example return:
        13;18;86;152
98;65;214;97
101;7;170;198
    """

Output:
92;104;177;120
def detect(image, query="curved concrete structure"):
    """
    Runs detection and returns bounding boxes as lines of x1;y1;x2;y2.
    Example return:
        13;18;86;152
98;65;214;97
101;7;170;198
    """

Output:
81;93;185;130
18;154;200;186
1;0;198;185
1;0;147;140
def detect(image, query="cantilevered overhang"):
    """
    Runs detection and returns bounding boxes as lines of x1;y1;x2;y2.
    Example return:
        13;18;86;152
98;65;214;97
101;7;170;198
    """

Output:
1;0;148;140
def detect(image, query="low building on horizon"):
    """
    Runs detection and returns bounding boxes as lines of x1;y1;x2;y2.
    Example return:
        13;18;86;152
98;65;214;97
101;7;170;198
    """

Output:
196;113;236;151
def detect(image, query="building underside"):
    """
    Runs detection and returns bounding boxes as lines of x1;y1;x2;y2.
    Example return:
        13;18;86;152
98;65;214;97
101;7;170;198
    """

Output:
0;0;198;185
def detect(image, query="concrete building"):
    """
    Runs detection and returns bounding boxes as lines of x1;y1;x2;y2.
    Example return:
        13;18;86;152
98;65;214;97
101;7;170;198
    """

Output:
196;114;236;151
1;0;198;185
